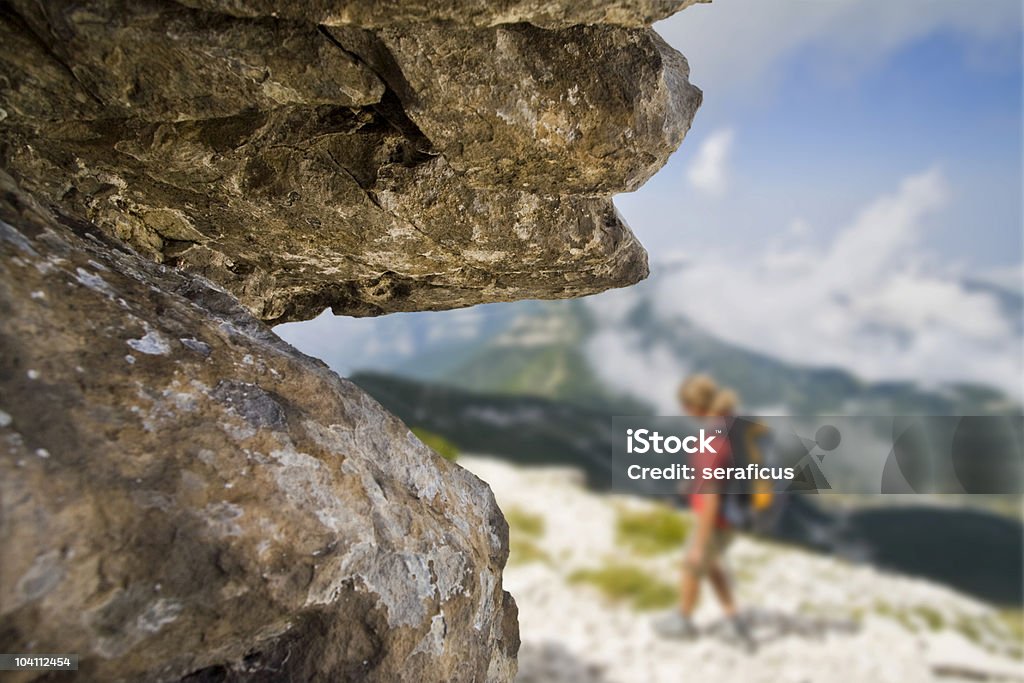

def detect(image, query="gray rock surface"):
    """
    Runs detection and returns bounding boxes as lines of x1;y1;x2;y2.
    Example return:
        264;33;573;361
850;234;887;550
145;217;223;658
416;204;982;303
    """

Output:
175;0;709;29
0;0;706;678
0;0;702;323
0;171;518;682
349;23;698;193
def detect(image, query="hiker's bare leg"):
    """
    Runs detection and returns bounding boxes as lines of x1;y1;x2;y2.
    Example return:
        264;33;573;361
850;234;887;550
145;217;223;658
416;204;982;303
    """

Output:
680;563;701;615
655;557;701;638
708;561;737;618
680;492;720;616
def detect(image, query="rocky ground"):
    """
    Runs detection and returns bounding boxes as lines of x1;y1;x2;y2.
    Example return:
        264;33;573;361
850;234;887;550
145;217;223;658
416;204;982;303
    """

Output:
459;456;1024;683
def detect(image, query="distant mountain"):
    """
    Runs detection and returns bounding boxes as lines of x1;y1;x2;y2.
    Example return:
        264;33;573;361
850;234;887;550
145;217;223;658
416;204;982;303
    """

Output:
390;299;653;414
280;263;1021;416
350;371;620;489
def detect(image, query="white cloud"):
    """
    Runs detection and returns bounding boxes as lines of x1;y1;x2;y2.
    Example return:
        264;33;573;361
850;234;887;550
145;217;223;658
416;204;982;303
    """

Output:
658;0;1021;99
687;128;734;195
586;327;691;414
651;166;1023;397
976;262;1024;292
817;167;947;289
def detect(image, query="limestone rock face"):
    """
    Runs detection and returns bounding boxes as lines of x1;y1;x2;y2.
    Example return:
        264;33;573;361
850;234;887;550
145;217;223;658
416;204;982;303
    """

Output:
0;0;702;323
175;0;709;29
0;172;518;681
349;24;696;194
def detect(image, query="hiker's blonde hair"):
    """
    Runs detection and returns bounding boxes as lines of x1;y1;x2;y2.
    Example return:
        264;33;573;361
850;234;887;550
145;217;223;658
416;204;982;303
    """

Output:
677;374;717;413
710;388;738;416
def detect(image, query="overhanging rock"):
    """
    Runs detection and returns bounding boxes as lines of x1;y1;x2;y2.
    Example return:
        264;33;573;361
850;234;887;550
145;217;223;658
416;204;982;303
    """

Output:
0;0;702;323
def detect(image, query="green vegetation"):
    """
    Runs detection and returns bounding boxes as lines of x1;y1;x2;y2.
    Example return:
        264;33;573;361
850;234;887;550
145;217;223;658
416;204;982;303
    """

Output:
615;505;690;556
914;605;944;631
868;603;1022;659
980;609;1024;659
504;505;549;566
872;601;944;632
568;564;677;611
950;610;1024;660
508;538;551;566
411;427;459;462
998;609;1024;646
505;506;545;538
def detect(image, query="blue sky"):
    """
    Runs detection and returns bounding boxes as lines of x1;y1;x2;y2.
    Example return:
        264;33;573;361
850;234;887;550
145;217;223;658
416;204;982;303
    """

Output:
601;1;1024;396
623;0;1023;276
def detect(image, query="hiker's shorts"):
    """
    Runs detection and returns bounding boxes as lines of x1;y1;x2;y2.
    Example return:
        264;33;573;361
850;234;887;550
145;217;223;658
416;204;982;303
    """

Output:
683;528;734;575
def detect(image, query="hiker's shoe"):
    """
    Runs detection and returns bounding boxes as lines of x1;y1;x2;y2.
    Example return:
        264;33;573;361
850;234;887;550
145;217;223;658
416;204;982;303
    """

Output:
722;616;756;652
654;611;699;640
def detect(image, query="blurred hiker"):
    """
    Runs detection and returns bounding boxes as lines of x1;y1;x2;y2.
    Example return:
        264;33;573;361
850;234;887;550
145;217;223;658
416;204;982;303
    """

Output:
655;375;753;647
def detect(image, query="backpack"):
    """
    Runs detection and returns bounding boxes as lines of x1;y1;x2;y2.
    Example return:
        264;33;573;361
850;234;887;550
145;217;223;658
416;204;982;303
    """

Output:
721;418;776;532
